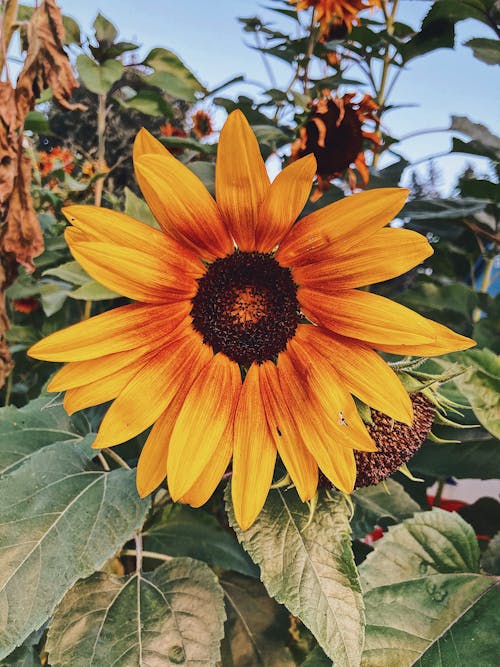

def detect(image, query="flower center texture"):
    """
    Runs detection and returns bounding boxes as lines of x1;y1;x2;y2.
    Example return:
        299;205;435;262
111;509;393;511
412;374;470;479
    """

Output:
191;251;300;366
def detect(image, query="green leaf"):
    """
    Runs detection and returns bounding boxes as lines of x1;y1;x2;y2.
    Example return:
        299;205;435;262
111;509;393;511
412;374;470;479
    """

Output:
362;575;499;667
397;282;478;321
220;573;296;666
39;283;69;317
62;15;81;45
360;509;499;665
465;36;500;64
187;161;215;196
67;281;119;301
301;646;332;666
142;47;205;101
143;504;258;578
351;479;420;541
0;442;149;658
401;15;455;62
422;0;491;26
482;531;500;575
24;111;50;135
46;559;225;667
227;487;364;666
403;196;489;221
124;186;159;228
359;509;479;593
93;12;117;44
0;396;92;477
451;115;500;160
43;261;90;286
76;54;123;95
121;89;172;117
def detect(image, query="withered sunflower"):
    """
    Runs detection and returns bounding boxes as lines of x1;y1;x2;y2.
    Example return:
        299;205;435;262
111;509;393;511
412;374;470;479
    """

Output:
29;111;474;529
291;0;380;33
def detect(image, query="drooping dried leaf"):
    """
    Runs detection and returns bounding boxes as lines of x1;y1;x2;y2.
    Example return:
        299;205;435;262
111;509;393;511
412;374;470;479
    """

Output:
0;83;19;220
15;0;84;118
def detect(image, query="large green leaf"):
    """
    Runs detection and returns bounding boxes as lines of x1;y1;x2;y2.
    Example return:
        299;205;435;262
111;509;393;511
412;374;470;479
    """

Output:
351;479;420;541
220;573;295;666
142;47;205;101
227;488;364;667
359;509;479;592
360;509;499;666
43;261;90;286
465;37;500;64
143;504;258;578
76;54;123;95
0;397;87;476
362;575;499;667
0;442;149;658
124;186;159;228
45;558;225;666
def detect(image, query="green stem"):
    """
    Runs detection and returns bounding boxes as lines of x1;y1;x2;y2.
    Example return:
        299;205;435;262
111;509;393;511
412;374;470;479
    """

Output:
472;256;495;323
4;370;12;406
94;92;106;208
82;299;92;321
121;548;173;563
433;479;445;508
104;447;130;469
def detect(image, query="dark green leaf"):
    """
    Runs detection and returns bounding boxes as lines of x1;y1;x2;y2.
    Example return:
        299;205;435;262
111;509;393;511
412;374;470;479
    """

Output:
24;112;50;135
422;0;491;26
465;36;500;64
76;55;123;95
62;15;81;45
124;186;159;228
220;573;295;666
482;531;500;575
451;115;500;160
351;479;419;540
301;646;332;666
93;12;117;44
0;442;149;658
46;559;225;666
142;48;205;101
227;487;364;666
120;89;172;117
143;505;258;578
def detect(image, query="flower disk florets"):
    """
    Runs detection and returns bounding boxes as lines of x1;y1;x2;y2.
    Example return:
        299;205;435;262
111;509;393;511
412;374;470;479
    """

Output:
191;251;300;367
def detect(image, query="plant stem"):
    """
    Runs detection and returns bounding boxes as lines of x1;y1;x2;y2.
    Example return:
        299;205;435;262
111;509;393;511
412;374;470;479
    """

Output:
94;92;106;207
4;370;12;406
121;548;173;563
82;299;91;321
134;534;143;572
104;447;131;469
433;479;445;508
97;452;110;471
472;256;496;323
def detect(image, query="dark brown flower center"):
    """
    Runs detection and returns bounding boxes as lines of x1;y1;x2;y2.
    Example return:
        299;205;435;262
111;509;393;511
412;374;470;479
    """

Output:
190;251;300;366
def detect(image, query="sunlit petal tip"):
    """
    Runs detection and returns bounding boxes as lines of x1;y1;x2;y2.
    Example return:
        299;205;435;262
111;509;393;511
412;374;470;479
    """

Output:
133;126;169;160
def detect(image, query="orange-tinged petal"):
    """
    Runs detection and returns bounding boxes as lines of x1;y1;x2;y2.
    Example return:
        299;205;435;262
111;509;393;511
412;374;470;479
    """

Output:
215;110;270;251
28;302;191;362
62;205;202;270
276;187;409;267
48;344;152;392
65;231;198;303
297;325;413;424
134;153;233;260
286;338;376;451
259;361;318;501
136;389;188;498
180;423;233;508
254;154;316;252
375;319;476;356
63;351;152;415
277;351;357;492
232;364;276;530
93;331;211;449
293;228;433;290
133;127;170;160
299;288;438;346
167;354;241;500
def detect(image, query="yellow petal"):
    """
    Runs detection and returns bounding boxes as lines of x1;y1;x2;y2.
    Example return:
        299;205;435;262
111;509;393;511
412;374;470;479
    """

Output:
65;230;199;303
232;364;276;530
167;354;241;500
286;338;376;451
134;153;233;260
136;388;188;498
62;205;202;270
297;325;413;424
215;110;270;251
48;344;153;392
293;227;433;289
259;361;318;501
180;423;233;508
63;352;151;415
93;331;211;449
299;288;438;346
133;127;170;160
375;319;476;356
28;302;191;362
276;188;409;267
254;154;316;252
277;350;359;492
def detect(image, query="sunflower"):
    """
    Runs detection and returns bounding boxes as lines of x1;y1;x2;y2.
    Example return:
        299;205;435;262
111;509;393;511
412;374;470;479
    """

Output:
291;91;380;194
29;111;474;529
291;0;380;34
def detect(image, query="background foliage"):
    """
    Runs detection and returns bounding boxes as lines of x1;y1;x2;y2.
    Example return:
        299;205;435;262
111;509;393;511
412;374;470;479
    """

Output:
0;0;498;665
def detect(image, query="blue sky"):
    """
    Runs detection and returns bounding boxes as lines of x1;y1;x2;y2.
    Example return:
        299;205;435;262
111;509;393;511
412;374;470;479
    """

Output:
52;1;500;190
